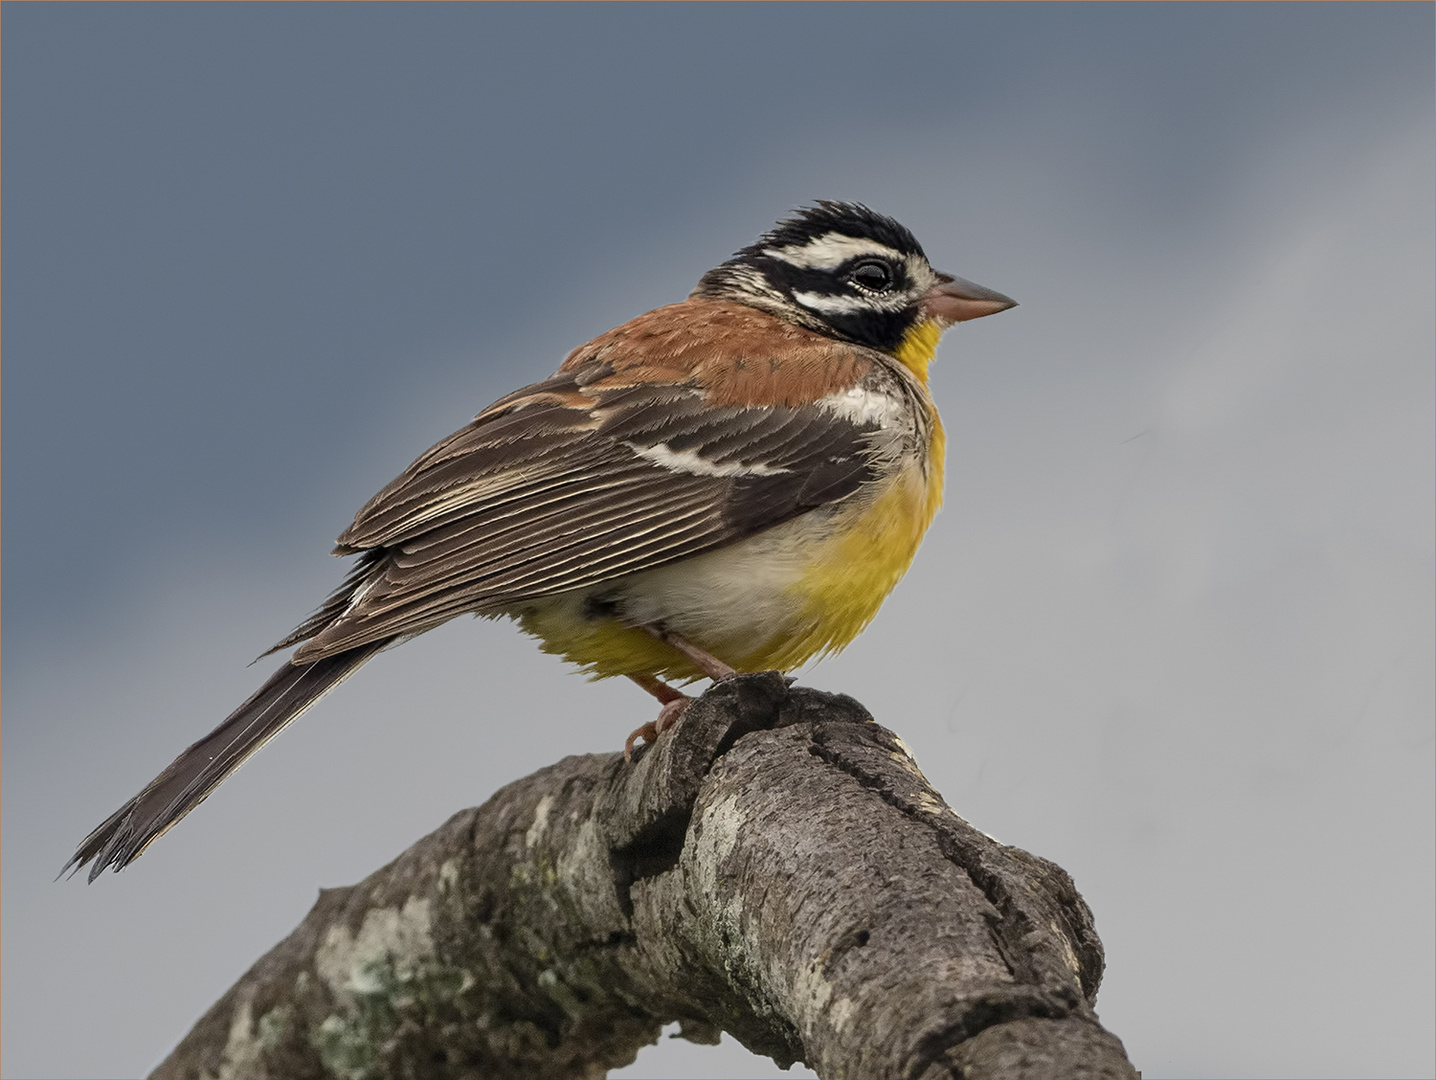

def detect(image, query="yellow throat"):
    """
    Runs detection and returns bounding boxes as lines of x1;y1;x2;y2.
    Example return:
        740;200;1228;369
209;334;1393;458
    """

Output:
516;317;951;682
769;316;948;669
892;318;943;384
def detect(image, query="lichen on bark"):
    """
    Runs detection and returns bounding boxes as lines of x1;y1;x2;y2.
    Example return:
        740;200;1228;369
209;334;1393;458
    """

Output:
155;673;1137;1080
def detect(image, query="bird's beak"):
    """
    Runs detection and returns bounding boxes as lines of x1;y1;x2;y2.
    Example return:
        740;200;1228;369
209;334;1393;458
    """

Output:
921;273;1018;325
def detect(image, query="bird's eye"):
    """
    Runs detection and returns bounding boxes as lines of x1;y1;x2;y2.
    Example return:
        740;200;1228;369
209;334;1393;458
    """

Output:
849;260;894;292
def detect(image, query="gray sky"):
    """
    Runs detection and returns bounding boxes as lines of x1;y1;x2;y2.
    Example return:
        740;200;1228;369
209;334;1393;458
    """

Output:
3;4;1432;1078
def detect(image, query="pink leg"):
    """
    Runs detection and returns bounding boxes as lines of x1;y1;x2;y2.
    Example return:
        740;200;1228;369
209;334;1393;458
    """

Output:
623;630;736;760
637;625;736;681
625;674;692;761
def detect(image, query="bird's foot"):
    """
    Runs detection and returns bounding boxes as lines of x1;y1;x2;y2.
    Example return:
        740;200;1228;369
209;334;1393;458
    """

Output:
624;695;691;761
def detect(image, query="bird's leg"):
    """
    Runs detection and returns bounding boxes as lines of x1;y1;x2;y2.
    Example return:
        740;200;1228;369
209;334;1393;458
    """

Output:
625;674;691;761
624;628;736;760
637;624;737;681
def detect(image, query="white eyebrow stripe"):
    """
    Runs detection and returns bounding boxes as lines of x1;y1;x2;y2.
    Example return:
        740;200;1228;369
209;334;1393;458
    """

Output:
763;232;904;270
626;442;791;478
791;290;912;314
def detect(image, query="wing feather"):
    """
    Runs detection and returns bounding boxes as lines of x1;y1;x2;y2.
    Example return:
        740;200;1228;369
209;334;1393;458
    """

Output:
285;309;902;663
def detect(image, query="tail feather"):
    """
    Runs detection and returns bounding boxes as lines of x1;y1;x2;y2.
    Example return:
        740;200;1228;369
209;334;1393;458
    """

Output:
64;640;390;881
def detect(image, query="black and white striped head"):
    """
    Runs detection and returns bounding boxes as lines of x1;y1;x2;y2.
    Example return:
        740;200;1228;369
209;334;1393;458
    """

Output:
692;201;1015;354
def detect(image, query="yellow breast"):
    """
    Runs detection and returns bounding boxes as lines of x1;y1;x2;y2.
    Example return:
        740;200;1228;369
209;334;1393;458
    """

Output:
514;319;948;681
734;317;948;670
757;416;944;671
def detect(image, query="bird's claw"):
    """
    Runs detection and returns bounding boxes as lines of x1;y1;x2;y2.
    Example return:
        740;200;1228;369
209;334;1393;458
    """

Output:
624;696;691;762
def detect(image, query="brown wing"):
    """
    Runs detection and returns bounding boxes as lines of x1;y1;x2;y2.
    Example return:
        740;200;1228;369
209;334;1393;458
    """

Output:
280;300;884;663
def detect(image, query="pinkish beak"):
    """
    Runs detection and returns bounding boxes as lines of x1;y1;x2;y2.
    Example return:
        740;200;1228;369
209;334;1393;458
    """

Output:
921;273;1017;325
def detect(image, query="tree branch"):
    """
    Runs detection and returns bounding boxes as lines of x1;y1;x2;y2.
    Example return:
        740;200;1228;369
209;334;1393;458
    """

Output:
151;673;1137;1080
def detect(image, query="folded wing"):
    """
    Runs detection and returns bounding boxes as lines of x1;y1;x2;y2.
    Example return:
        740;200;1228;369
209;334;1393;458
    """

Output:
282;351;885;663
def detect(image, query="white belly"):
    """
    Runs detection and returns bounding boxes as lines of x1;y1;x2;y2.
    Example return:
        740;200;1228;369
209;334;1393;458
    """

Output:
603;509;836;657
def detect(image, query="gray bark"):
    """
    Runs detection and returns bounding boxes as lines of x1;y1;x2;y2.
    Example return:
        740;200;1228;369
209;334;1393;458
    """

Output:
151;673;1137;1080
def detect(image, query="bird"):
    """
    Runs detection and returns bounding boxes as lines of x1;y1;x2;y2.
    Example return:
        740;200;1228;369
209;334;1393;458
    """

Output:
64;201;1015;880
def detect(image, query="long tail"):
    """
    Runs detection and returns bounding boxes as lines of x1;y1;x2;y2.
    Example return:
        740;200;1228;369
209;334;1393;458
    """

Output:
64;640;390;881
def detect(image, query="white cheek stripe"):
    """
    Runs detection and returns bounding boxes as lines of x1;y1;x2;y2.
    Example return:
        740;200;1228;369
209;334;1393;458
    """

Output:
764;233;904;270
792;290;912;315
627;442;791;478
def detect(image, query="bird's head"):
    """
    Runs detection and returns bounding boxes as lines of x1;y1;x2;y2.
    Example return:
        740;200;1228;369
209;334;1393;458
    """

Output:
692;201;1016;376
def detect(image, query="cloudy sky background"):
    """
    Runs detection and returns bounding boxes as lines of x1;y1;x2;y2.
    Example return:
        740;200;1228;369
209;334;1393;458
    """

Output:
3;5;1432;1078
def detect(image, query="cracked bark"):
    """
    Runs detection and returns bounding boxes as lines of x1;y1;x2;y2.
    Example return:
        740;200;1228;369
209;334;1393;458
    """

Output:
151;673;1138;1080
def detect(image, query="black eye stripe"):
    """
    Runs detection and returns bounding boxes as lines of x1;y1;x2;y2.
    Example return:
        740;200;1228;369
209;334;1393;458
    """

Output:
691;203;932;354
754;258;908;298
